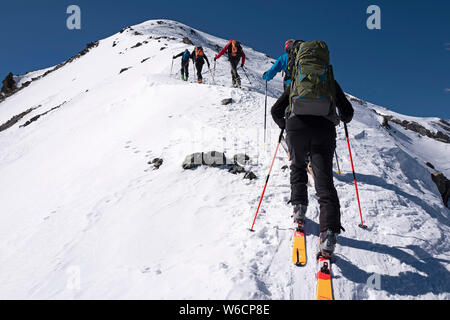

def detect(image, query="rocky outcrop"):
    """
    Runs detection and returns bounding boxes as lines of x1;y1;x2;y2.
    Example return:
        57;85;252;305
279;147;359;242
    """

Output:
221;98;233;105
1;72;16;96
182;151;257;180
378;113;450;144
20;101;66;128
182;37;193;45
431;172;450;208
0;106;39;132
0;41;99;104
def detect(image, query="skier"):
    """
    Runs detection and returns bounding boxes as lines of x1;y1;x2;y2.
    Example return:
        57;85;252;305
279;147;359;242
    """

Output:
270;41;354;258
263;40;299;90
190;46;210;84
173;49;191;81
214;40;246;88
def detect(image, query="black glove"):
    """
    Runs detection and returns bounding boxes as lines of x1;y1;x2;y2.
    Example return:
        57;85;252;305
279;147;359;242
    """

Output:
172;56;175;59
339;108;354;124
214;57;217;61
241;64;244;68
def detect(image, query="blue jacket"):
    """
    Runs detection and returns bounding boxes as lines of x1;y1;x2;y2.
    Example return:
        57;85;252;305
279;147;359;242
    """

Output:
263;53;291;85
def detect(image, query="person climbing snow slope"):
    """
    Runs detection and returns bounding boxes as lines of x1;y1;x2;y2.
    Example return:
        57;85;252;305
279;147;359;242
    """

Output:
191;46;210;84
263;39;301;90
270;40;354;258
215;40;246;88
173;49;191;81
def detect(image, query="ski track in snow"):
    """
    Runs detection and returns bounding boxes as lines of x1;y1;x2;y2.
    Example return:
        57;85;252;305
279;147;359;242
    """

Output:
0;20;449;300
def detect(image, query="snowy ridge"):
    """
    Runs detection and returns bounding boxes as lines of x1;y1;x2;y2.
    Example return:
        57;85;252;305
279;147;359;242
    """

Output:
0;20;448;300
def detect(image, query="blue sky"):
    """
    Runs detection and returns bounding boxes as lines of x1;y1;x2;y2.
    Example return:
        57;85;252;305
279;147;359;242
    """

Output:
1;0;449;118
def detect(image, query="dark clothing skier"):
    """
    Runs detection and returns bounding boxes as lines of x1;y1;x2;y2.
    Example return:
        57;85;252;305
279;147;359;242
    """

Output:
191;47;210;83
173;49;191;81
215;40;246;88
271;80;354;254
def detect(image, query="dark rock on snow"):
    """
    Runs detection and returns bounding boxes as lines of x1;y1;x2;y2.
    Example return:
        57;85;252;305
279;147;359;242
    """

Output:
228;165;245;175
233;153;250;165
431;172;450;208
243;172;257;180
150;158;164;170
1;72;16;95
221;98;233;105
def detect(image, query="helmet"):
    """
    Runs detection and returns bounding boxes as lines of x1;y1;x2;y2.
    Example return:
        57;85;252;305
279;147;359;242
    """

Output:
285;39;295;51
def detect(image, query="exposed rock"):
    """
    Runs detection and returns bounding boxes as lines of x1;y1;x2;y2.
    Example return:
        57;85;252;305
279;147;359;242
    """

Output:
243;171;257;180
119;67;131;74
202;151;227;167
131;42;142;49
182;151;227;169
228;165;245;175
160;47;167;51
182;151;254;179
182;153;203;170
1;41;98;104
425;162;435;170
150;158;164;170
431;172;450;207
381;115;392;130
281;165;289;171
141;57;151;63
0;106;39;132
233;153;250;166
20;102;66;128
221;98;233;105
182;37;193;45
374;109;450;144
1;72;16;95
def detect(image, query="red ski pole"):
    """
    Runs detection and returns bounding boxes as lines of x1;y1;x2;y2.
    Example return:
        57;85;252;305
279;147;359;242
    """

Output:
344;123;367;229
250;129;284;231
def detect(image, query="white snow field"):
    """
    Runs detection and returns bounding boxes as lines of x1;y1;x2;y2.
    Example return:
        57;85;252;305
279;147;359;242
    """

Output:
0;20;449;300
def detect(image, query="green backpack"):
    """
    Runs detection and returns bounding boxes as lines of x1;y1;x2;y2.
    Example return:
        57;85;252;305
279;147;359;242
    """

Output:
288;40;339;125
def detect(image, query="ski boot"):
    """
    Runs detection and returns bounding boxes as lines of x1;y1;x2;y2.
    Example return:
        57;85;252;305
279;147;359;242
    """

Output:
293;204;307;230
185;75;189;81
198;79;203;84
181;74;185;80
235;77;241;88
319;229;338;258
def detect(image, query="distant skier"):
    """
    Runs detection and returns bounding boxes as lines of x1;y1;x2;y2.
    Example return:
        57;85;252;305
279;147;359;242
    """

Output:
270;40;354;258
214;40;246;88
263;40;299;89
191;46;210;84
173;49;191;81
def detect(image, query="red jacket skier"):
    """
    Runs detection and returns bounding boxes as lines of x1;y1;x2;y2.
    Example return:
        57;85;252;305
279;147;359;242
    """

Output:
215;40;246;88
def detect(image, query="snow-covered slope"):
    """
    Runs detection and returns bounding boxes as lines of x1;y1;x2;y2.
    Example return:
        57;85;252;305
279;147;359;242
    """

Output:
0;20;448;300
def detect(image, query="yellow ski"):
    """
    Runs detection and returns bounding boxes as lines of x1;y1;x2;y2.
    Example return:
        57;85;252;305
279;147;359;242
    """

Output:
316;256;333;300
292;228;306;266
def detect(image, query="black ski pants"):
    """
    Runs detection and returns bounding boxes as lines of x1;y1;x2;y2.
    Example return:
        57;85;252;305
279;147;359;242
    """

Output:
195;60;204;81
286;117;341;233
229;58;241;84
181;60;189;77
